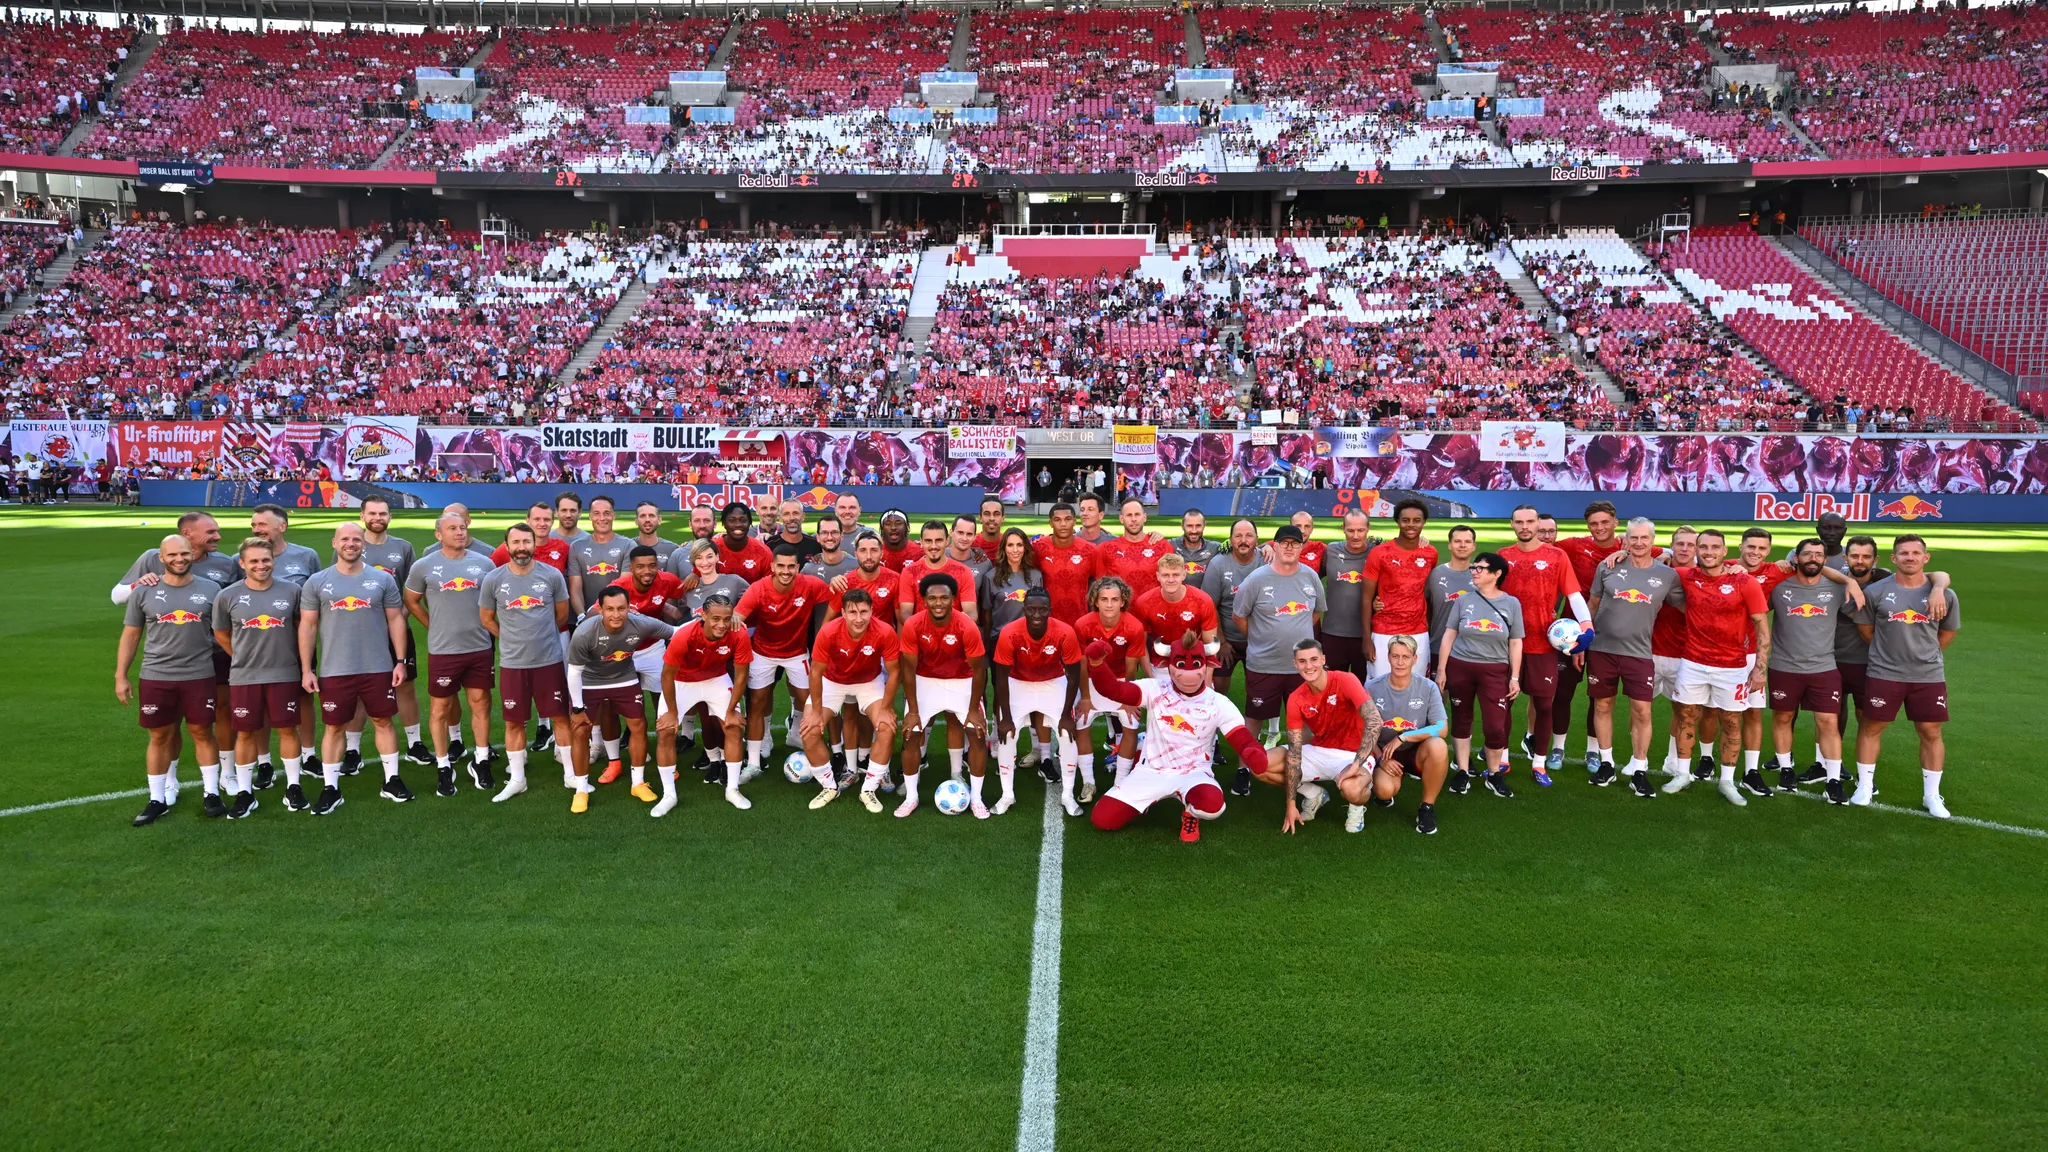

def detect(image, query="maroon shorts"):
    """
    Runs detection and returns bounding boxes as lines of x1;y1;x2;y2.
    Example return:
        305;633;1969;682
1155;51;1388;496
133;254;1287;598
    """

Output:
1860;677;1948;724
390;627;419;684
212;648;232;686
1519;651;1559;700
1838;662;1871;709
1443;656;1511;748
427;649;496;698
319;673;397;722
1314;630;1365;677
228;682;302;731
584;682;646;721
1375;736;1425;775
501;663;570;724
1768;668;1843;715
138;677;217;729
1585;651;1655;702
1242;669;1302;722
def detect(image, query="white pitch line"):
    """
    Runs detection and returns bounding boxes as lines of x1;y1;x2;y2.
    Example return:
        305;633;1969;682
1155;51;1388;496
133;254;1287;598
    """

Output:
1016;786;1066;1152
0;787;150;819
1778;787;2047;838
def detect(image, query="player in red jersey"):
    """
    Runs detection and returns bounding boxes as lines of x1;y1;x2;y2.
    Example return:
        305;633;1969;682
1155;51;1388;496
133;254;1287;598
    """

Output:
1131;553;1220;651
899;573;989;818
655;597;752;816
606;545;688;736
1096;498;1170;603
1031;502;1101;625
713;502;776;582
1501;504;1591;784
1649;525;1698;775
1074;575;1149;808
1265;640;1382;832
993;587;1083;817
970;495;1006;564
733;545;829;803
876;509;921;572
831;534;903;621
799;588;902;813
492;501;571;571
897;519;979;626
1548;500;1623;773
1360;498;1440;678
1662;529;1769;807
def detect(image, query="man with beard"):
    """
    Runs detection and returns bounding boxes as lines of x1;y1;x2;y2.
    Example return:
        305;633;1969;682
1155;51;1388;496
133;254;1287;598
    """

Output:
992;588;1082;818
566;495;639;768
1171;510;1221;580
1767;538;1852;804
770;499;822;567
1031;503;1102;627
1584;517;1678;796
114;511;240;796
897;574;990;818
734;546;831;800
1817;511;1850;569
1361;502;1437;679
631;501;680;568
552;491;589;546
1650;526;1699;777
565;587;676;807
1501;505;1591;785
213;537;306;816
1097;498;1170;604
1851;535;1962;817
1550;501;1624;776
1662;529;1769;808
479;523;576;808
119;535;226;825
897;520;980;626
1198;518;1263;697
251;503;326;777
970;496;1007;564
403;513;499;797
298;524;411;814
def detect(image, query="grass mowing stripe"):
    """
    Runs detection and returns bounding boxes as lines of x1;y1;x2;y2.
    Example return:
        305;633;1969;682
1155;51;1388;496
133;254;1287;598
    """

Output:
0;788;149;818
1017;787;1065;1152
1778;785;2048;838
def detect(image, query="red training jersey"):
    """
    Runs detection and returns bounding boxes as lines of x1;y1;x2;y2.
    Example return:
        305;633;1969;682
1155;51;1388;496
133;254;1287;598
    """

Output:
1556;534;1624;593
1076;610;1149;672
1096;532;1170;602
897;558;979;614
663;620;753;682
493;538;569;572
1651;598;1688;659
971;531;1005;565
1363;540;1440;635
901;610;986;680
1739;563;1792;654
1501;543;1581;654
736;573;828;659
1677;566;1767;668
609;571;685;617
1131;586;1220;646
994;617;1082;683
811;616;901;685
839;564;901;620
1285;670;1369;751
879;539;921;573
1031;535;1100;624
715;536;776;582
1296;539;1327;574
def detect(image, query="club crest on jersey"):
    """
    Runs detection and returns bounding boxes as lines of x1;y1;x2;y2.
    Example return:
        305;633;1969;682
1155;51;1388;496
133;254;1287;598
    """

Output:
1275;601;1311;617
241;614;286;630
1718;584;1735;595
1041;644;1058;655
439;577;479;591
1534;560;1548;570
1787;603;1829;618
1611;588;1652;604
1161;714;1197;735
942;634;958;645
860;645;874;656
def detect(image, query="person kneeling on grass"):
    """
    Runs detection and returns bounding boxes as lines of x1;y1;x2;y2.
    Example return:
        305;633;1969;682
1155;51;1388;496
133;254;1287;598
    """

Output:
1081;629;1269;843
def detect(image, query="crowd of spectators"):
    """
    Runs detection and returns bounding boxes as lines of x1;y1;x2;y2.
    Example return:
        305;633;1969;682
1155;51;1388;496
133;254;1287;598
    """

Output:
0;13;133;153
0;222;65;309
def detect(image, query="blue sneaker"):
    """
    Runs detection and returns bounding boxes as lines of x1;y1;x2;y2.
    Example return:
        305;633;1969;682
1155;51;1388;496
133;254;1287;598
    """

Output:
1545;749;1566;776
1531;768;1554;787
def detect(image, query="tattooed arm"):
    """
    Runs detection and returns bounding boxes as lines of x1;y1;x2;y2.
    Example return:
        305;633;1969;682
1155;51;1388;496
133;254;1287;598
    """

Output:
1281;725;1307;834
1354;695;1384;772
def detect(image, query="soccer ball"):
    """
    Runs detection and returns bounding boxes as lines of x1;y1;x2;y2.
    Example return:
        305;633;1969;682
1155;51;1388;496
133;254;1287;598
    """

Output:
934;779;972;815
783;751;814;785
1548;617;1592;654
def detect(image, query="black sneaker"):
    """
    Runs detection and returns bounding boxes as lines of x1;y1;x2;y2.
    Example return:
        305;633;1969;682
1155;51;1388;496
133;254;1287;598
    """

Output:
1372;794;1396;809
131;799;170;826
341;749;363;776
312;785;345;815
1483;771;1514;799
253;762;276;791
436;765;458;797
380;775;415;803
1446;768;1471;796
1629;770;1657;798
448;735;467;762
229;792;257;820
1798;762;1829;786
283;782;311;812
468;757;495;791
406;741;434;766
1415;802;1438;836
1777;764;1801;792
532;724;555;753
1589;762;1617;787
702;760;725;786
1739;769;1776;798
1038;757;1061;785
1230;765;1253;796
1693;755;1716;781
202;792;230;819
1521;733;1539;760
299;754;320;781
1825;777;1848;805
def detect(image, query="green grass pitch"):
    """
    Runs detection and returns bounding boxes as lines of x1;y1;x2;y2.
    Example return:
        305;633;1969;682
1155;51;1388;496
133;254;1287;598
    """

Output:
2;507;2044;1150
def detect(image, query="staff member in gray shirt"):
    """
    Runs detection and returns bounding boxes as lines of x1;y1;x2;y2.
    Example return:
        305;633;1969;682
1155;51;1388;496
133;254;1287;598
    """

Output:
1586;517;1680;795
358;495;429;770
253;501;325;773
299;523;409;813
565;589;677;804
1425;526;1479;655
404;512;499;794
1232;523;1327;739
480;522;575;808
630;501;681;568
1852;534;1961;818
1434;552;1523;797
1199;518;1264;688
1766;537;1851;802
117;534;225;826
212;537;306;814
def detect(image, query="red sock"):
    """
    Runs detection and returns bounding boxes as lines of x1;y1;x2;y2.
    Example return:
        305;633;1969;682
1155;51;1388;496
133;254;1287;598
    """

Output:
1090;794;1141;830
1185;782;1226;818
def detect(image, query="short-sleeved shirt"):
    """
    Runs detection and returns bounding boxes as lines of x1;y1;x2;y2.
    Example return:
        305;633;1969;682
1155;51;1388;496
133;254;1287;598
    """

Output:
609;572;686;619
1130;679;1247;775
1589;561;1680;660
1285;669;1369;751
970;532;1006;565
1362;541;1437;636
901;610;985;680
479;563;570;670
1858;578;1959;683
212;579;304;685
269;541;325;586
664;620;752;683
568;534;637;607
1295;539;1327;574
1199;550;1264;646
492;537;569;573
1740;565;1794;654
1173;537;1222;581
983;569;1043;635
802;551;859;592
1030;536;1100;624
361;535;416;586
768;532;822;567
1500;544;1580;655
839;564;903;622
879;539;921;573
1555;535;1624;596
404;550;496;655
682;572;752;619
715;536;776;582
1097;533;1170;602
633;536;681;567
1131;586;1220;646
125;577;224;680
568;612;676;688
1769;578;1847;674
1076;611;1149;673
1835;568;1891;665
122;546;241;590
811;617;901;685
1676;566;1768;669
300;566;402;677
995;617;1082;683
1232;565;1327;675
736;573;830;659
1447;592;1524;665
1319;543;1374;639
1365;673;1448;742
1426;563;1477;644
898;559;980;616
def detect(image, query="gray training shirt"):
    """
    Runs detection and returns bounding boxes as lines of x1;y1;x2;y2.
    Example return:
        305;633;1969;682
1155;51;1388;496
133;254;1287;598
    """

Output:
124;577;224;680
983;568;1043;635
569;534;637;607
268;541;325;586
1364;673;1447;739
683;572;751;619
1589;561;1679;659
361;535;417;586
122;546;241;590
210;580;303;685
479;564;571;670
1857;578;1960;684
299;566;401;677
1426;563;1477;644
1318;543;1372;640
1447;591;1524;665
1769;578;1847;674
1200;550;1265;647
405;550;497;655
1835;567;1890;666
1173;537;1222;581
634;537;681;567
1232;564;1328;675
567;612;677;688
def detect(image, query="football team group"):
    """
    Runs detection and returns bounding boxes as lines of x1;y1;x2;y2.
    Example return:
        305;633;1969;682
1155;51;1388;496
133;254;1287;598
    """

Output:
111;490;1961;840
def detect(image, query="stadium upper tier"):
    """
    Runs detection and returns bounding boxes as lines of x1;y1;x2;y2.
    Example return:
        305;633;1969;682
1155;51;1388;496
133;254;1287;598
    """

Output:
19;5;2048;175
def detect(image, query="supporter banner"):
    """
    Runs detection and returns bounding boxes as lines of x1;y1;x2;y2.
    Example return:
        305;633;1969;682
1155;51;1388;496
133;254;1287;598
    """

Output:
142;480;985;516
1317;427;1402;458
1156;488;2048;524
135;160;213;186
339;416;420;478
539;423;721;453
1112;424;1159;465
946;425;1017;460
7;419;109;467
113;421;224;468
1479;421;1569;463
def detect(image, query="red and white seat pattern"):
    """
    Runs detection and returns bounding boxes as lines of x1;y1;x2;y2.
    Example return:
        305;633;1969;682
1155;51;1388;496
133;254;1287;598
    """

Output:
0;16;133;153
0;224;64;307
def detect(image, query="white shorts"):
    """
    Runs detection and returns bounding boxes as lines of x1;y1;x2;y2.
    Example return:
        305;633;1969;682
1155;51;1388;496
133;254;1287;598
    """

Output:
1653;655;1682;698
1369;632;1432;680
633;645;665;693
1105;765;1222;814
1741;655;1767;711
1007;677;1067;726
671;675;734;720
913;675;974;726
1673;659;1756;712
820;676;886;713
557;630;572;662
1296;743;1357;783
747;652;811;691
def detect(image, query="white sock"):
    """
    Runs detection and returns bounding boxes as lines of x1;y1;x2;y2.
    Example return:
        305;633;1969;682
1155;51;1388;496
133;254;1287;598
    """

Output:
863;755;889;791
1776;751;1794;769
631;762;646;786
1719;761;1736;785
148;773;167;802
1823;758;1842;781
1115;755;1134;784
167;760;180;790
999;762;1015;801
811;757;835;786
831;740;845;762
726;760;741;789
257;752;273;768
1922;768;1942;802
284;757;302;787
949;747;966;780
382;753;400;781
1664;736;1678;766
659;764;678;802
508;749;528;784
404;724;421;746
902;770;920;803
236;763;253;793
1080;752;1098;791
345;731;362;753
1700;741;1715;763
322;762;342;788
201;762;221;795
219;751;234;779
1599;745;1614;768
969;772;985;804
474;743;490;765
747;738;764;770
1626;757;1647;776
1856;762;1876;790
1295;779;1320;803
997;743;1017;775
603;737;620;761
1743;749;1760;775
854;747;869;771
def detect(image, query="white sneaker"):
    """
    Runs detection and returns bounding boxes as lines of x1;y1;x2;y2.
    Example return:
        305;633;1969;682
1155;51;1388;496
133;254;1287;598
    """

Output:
1062;796;1083;818
858;789;883;814
950;768;966;784
1078;779;1097;803
493;778;528;803
808;787;840;811
1298;785;1329;822
893;796;918;818
1718;779;1748;807
992;794;1015;816
650;794;676;818
725;787;752;810
1923;795;1951;819
737;764;762;786
1019;747;1041;771
562;767;576;790
1344;804;1366;834
1661;772;1693;794
971;800;989;820
1848;782;1874;807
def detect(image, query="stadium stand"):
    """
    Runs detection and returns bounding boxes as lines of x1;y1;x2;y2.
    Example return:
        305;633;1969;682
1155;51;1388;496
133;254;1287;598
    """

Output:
0;224;65;309
0;14;134;153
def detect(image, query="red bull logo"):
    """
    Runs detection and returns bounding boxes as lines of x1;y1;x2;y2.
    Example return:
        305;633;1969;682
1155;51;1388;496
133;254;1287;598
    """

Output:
672;483;785;513
1383;716;1417;732
159;610;204;624
588;563;620;576
242;614;287;630
1888;608;1932;624
1335;570;1363;584
1611;588;1652;604
1161;714;1197;735
1787;603;1829;618
1274;600;1311;617
439;578;479;592
504;595;546;610
794;486;837;511
331;596;372;611
603;650;633;662
1006;588;1028;602
1752;493;1870;522
1444;589;1465;602
1876;495;1944;521
1465;618;1506;633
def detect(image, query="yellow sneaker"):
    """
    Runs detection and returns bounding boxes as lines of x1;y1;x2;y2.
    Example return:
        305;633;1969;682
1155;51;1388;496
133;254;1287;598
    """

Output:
808;787;840;810
570;790;589;814
630;782;658;804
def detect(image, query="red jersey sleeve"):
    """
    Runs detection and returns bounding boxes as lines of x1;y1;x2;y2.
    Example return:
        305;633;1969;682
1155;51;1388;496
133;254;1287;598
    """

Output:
994;622;1019;667
735;577;766;621
1740;575;1768;615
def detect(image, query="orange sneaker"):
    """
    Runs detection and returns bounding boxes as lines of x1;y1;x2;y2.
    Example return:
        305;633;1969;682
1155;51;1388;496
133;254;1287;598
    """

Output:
1180;810;1201;843
597;760;623;785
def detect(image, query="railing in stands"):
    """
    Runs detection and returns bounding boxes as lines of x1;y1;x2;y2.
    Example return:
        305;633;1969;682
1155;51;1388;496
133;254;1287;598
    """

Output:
1800;207;2048;230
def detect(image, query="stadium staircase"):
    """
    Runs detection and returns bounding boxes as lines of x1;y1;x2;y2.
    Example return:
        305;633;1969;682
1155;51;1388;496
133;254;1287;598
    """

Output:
0;227;103;326
1425;9;1453;63
56;29;161;157
1183;9;1205;68
710;15;745;70
553;273;650;389
375;32;500;170
1696;21;1824;158
1772;232;2016;402
949;9;974;72
899;246;953;385
1625;231;1791;395
1497;251;1628;408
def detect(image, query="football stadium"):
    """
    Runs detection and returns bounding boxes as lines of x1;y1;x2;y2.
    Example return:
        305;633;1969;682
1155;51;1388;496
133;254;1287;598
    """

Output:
4;0;2047;1148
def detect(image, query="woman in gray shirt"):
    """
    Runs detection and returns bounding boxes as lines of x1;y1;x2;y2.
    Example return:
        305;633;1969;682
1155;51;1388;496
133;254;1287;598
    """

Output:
1434;552;1524;797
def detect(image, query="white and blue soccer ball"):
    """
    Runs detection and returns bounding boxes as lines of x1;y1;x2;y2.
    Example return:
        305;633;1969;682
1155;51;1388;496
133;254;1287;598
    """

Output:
783;750;814;785
934;778;972;815
1548;618;1593;654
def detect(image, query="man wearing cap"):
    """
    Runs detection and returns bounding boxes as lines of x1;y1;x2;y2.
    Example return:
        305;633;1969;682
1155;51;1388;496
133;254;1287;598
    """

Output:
1232;524;1327;761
